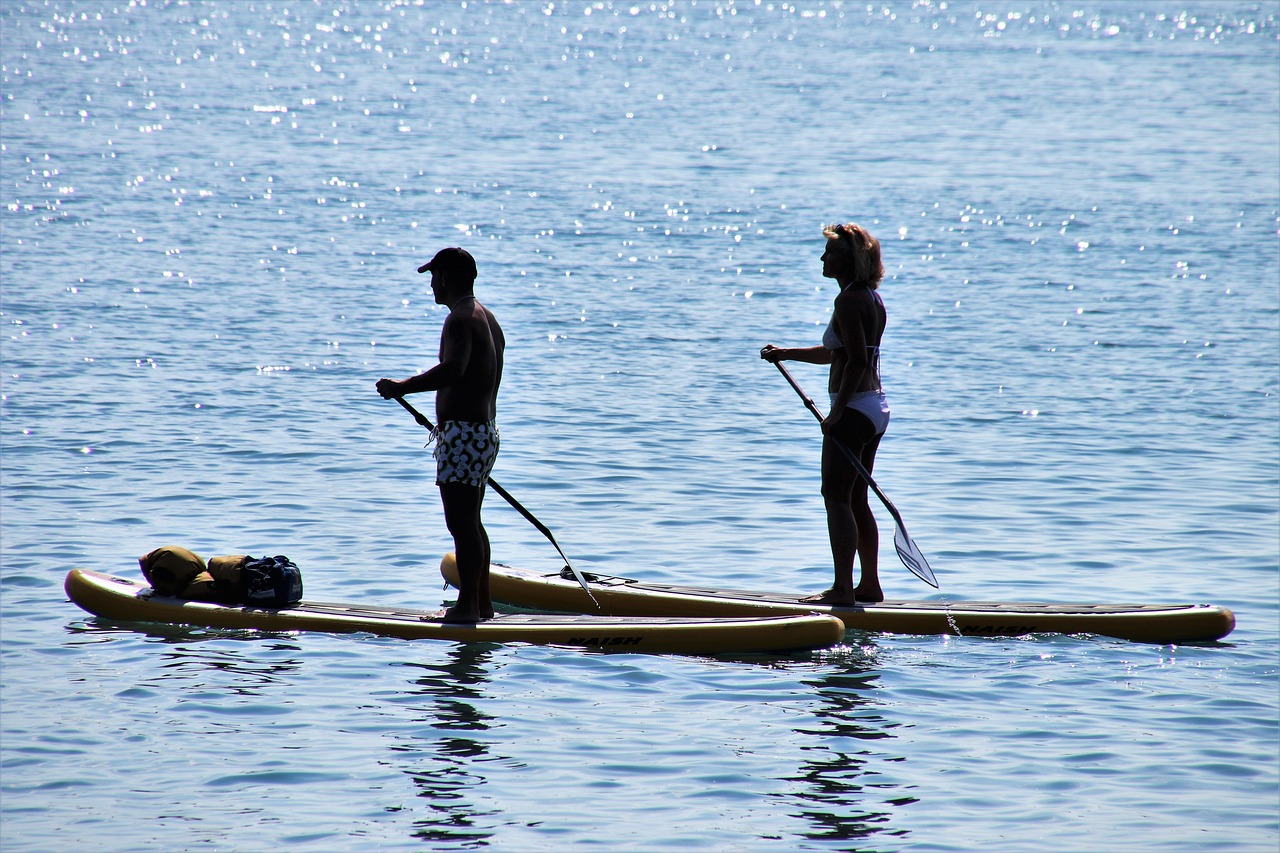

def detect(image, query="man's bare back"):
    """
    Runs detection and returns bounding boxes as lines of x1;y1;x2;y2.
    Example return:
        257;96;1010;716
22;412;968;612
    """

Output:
434;297;504;423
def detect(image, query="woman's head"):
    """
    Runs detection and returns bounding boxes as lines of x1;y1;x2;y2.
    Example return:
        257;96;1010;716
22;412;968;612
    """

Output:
821;222;884;289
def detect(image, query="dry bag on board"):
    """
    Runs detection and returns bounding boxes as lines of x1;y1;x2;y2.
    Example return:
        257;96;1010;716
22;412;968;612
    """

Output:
141;547;302;608
206;554;249;588
179;555;246;605
139;546;206;597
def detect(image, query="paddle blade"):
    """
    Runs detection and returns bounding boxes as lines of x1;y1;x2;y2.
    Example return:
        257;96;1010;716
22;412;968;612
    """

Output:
563;562;601;609
893;525;938;588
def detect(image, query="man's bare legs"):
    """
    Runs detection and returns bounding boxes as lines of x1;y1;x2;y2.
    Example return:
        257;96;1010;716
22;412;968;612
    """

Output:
439;482;493;621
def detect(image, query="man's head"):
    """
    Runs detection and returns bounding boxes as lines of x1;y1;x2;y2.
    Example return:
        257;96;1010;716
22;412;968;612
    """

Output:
418;247;477;281
418;247;478;306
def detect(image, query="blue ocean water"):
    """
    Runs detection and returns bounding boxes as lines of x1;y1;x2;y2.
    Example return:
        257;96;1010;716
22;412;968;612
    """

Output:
2;1;1277;850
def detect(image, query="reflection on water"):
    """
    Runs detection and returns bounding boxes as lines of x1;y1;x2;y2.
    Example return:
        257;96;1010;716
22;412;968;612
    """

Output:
153;642;306;689
72;621;309;690
779;647;912;850
398;644;504;848
384;642;917;851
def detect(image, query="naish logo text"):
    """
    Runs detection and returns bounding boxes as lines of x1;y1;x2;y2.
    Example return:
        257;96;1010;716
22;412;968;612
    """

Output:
568;636;643;646
960;624;1037;636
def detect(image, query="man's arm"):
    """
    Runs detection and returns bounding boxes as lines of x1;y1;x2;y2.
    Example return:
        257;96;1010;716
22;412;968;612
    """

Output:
376;313;473;398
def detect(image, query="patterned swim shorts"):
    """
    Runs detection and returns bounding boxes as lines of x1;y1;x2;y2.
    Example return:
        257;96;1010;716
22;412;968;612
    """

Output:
431;420;499;487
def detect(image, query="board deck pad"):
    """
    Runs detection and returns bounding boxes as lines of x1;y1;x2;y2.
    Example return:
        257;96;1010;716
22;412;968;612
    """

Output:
440;556;1235;644
64;569;844;655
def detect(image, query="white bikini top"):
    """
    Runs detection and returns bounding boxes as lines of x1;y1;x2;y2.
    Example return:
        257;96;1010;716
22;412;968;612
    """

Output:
822;290;884;353
823;291;883;377
822;317;843;350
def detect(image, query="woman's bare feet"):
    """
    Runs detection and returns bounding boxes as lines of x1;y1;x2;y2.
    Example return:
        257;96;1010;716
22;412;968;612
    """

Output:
800;587;884;605
852;586;884;604
801;587;857;606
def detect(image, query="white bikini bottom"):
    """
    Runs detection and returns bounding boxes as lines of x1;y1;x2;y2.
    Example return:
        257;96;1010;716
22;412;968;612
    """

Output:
831;390;890;436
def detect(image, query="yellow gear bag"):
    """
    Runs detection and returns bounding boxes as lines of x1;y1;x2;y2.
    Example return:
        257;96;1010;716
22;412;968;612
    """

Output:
139;546;205;597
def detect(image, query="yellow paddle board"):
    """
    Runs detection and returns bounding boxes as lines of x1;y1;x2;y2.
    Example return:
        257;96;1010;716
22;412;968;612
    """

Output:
65;568;845;655
441;555;1235;644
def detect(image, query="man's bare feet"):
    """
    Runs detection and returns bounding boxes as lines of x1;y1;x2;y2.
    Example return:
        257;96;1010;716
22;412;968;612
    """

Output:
424;605;489;623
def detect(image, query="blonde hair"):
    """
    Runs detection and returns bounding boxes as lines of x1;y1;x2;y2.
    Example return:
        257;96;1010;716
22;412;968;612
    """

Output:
822;222;884;289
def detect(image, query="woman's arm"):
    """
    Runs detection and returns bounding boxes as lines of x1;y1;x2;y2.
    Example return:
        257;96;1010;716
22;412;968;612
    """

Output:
760;344;832;365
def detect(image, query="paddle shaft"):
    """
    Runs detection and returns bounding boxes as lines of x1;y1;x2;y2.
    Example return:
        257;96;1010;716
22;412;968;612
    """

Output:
771;361;913;557
391;396;599;607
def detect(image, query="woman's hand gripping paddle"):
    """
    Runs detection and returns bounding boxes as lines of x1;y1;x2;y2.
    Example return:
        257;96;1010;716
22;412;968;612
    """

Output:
390;396;601;608
770;361;939;588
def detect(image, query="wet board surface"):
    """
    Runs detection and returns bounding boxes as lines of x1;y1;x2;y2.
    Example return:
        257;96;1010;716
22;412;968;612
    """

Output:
64;569;845;655
440;556;1236;644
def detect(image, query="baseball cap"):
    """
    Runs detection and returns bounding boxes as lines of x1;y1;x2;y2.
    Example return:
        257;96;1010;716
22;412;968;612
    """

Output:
417;247;477;278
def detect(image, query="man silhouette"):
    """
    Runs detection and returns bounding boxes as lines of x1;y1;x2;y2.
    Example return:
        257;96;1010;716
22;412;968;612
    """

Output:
377;247;505;621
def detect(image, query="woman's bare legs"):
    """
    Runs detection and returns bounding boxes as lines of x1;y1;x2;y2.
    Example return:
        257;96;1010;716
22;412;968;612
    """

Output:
803;420;883;604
